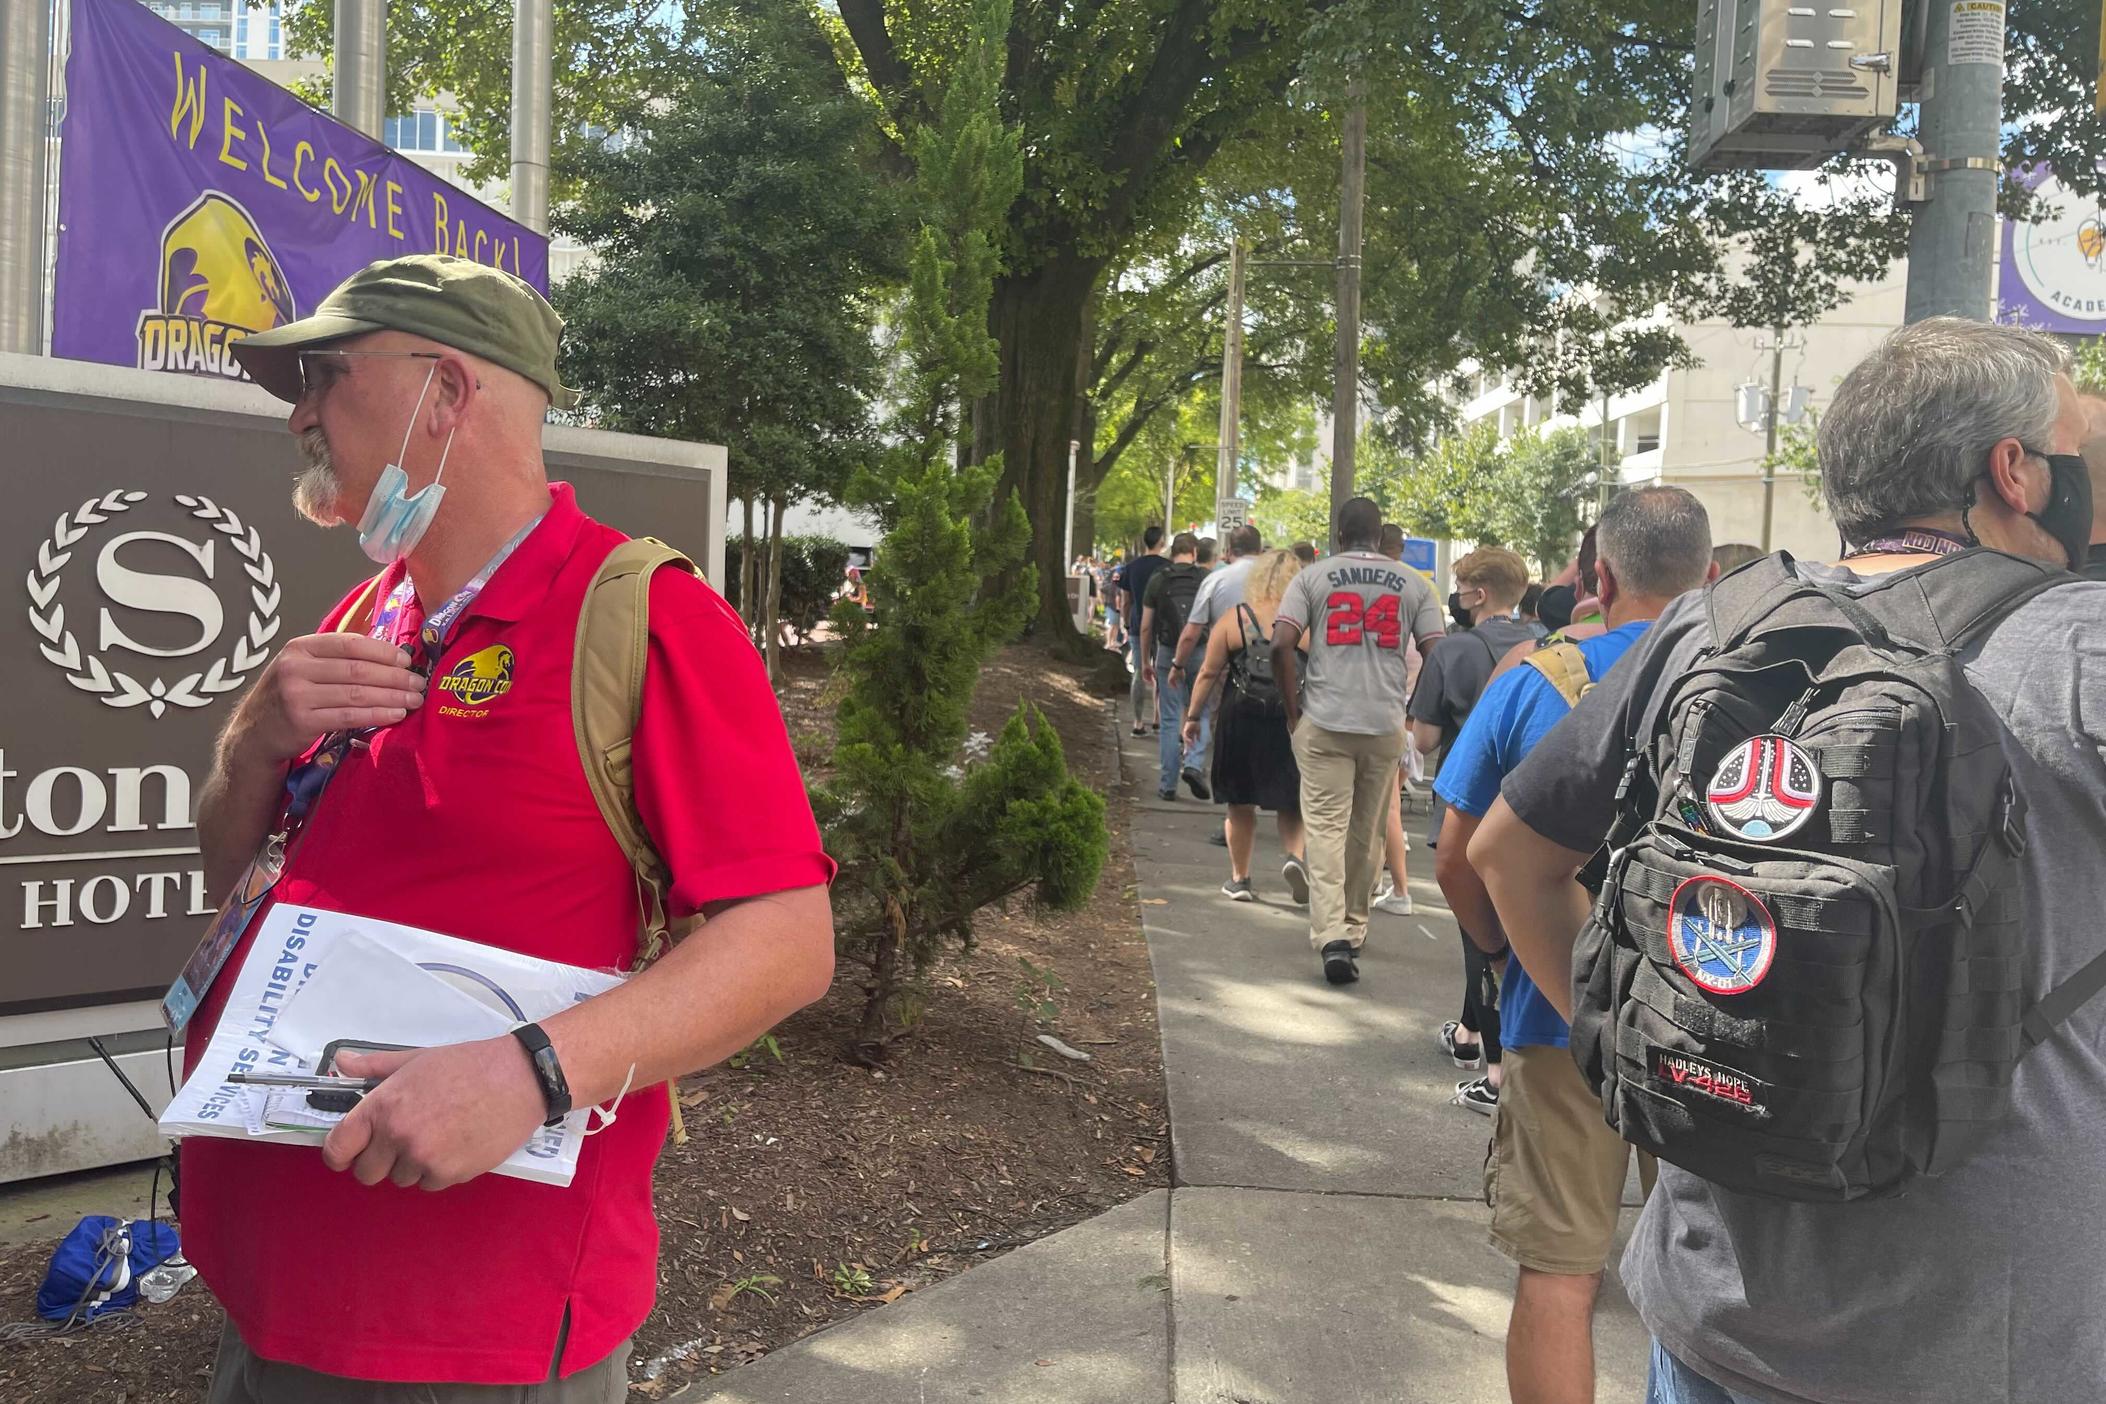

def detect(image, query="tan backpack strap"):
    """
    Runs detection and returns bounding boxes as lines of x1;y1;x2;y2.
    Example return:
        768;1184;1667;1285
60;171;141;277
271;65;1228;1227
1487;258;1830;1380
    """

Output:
1521;640;1594;709
333;574;387;635
574;537;704;1145
573;537;701;966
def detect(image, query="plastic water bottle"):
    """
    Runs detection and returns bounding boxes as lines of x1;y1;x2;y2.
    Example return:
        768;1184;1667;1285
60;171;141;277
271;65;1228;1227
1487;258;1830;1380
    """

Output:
137;1258;196;1304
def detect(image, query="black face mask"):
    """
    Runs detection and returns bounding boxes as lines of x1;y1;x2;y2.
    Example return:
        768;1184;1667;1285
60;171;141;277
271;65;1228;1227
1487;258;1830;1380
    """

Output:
2025;454;2093;570
1447;591;1473;631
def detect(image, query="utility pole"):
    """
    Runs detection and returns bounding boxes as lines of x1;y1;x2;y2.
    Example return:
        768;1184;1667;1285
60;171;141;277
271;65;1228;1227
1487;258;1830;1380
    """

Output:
1762;326;1784;550
332;0;386;140
1748;327;1806;550
1216;240;1246;507
510;0;555;235
1064;438;1079;569
1597;389;1615;516
0;0;51;356
1329;99;1367;548
1904;0;2005;321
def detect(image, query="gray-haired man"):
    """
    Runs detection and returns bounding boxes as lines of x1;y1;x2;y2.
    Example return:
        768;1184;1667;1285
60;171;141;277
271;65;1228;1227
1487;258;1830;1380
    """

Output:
1473;318;2103;1403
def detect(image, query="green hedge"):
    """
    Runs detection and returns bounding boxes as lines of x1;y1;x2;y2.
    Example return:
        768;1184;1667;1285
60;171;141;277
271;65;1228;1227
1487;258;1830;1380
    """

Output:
727;534;854;638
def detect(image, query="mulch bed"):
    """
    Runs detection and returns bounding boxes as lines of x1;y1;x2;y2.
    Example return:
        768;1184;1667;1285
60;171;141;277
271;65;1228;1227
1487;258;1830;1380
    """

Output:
0;642;1166;1403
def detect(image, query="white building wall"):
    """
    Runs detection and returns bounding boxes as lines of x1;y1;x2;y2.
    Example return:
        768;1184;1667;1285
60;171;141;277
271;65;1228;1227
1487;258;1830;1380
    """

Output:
1451;267;1908;563
1659;271;1906;558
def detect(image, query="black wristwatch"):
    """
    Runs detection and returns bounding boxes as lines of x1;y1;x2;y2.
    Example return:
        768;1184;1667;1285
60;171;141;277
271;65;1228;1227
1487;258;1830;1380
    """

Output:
510;1022;572;1127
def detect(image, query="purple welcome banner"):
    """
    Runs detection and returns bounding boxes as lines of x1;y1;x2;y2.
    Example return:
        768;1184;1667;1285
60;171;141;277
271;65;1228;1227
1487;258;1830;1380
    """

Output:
53;0;547;383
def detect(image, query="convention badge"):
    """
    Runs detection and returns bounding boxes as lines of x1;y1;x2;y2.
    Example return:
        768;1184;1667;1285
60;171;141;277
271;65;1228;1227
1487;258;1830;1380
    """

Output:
1704;734;1821;841
1666;875;1778;996
161;832;285;1031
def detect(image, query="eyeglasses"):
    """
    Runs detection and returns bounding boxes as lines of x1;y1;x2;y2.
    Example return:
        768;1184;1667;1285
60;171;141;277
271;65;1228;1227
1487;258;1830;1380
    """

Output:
296;349;442;400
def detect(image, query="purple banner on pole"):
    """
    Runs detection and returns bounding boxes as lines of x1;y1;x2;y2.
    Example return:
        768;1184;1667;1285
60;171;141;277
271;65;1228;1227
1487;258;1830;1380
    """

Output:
52;0;548;383
1999;166;2106;334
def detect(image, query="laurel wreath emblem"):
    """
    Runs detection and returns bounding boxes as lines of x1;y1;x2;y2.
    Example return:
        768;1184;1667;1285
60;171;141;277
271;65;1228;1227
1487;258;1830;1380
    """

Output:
25;491;282;719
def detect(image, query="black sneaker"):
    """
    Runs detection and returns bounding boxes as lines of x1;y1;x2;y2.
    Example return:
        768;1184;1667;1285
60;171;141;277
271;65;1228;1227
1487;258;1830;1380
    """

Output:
1221;877;1256;902
1182;766;1211;801
1439;1020;1484;1070
1321;940;1359;985
1281;856;1311;906
1158;788;1177;802
1208;831;1230;848
1452;1076;1499;1115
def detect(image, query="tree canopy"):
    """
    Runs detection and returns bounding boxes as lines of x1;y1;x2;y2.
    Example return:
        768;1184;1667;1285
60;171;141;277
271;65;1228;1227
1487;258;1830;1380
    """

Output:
550;0;902;516
292;0;2106;632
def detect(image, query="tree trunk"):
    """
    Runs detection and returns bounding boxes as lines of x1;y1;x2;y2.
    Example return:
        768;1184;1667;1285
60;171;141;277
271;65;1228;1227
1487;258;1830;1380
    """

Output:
764;496;786;685
989;254;1107;655
854;895;907;1061
738;496;757;630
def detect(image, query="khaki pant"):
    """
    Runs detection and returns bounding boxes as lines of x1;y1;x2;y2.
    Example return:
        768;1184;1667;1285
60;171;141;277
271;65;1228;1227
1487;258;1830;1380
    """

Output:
206;1322;631;1404
1484;1044;1657;1275
1291;720;1404;951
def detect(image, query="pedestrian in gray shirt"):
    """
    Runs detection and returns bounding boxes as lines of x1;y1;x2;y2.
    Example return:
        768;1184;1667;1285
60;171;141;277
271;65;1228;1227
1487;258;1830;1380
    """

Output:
1472;317;2106;1404
1272;499;1444;986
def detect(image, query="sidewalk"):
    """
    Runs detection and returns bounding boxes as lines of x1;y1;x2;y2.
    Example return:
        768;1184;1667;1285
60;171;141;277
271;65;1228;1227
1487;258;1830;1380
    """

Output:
694;724;1649;1403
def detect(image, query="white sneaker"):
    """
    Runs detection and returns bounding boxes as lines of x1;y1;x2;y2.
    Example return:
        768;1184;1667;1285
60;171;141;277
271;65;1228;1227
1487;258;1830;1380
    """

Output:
1373;888;1414;916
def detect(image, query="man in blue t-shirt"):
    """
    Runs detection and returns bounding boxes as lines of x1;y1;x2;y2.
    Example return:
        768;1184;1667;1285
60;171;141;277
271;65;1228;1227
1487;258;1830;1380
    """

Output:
1431;486;1716;1404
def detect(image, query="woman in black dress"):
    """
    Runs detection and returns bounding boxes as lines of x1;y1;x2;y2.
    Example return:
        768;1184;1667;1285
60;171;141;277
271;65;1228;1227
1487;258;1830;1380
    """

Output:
1181;550;1307;903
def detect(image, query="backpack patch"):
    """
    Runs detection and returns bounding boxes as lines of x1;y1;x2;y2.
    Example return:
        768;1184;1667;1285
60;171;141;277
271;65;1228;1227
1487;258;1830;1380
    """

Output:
1704;734;1823;841
1666;875;1777;996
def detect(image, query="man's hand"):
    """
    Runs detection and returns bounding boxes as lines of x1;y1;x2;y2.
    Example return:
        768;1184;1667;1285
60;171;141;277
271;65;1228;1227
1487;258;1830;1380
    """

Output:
238;634;427;763
321;1039;547;1192
1181;716;1201;747
1143;656;1156;685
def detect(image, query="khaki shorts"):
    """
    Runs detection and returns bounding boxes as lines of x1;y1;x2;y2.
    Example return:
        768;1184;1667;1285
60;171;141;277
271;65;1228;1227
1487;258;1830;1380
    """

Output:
1484;1043;1656;1276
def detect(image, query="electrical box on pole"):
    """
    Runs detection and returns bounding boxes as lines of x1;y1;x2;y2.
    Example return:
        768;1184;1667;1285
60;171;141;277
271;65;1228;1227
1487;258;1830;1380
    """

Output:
1690;0;1905;171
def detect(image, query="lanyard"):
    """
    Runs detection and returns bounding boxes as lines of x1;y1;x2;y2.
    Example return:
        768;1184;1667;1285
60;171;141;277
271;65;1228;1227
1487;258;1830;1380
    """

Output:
162;516;541;1032
280;516;540;833
1843;528;1971;559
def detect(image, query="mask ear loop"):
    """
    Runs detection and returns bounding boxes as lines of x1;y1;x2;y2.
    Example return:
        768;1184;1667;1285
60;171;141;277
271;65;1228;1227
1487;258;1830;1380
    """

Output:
394;361;439;472
430;424;458;492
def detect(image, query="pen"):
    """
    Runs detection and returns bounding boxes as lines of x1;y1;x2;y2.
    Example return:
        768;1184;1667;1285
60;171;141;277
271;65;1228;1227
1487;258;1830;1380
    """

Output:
226;1072;384;1091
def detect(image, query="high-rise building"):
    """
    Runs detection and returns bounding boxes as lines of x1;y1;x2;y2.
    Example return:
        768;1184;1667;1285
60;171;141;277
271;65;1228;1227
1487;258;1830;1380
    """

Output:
139;0;277;59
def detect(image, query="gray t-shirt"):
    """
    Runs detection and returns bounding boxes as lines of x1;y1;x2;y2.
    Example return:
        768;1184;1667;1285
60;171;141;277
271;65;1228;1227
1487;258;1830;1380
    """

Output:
1407;616;1541;751
1501;564;2106;1404
1274;550;1444;735
1189;556;1256;634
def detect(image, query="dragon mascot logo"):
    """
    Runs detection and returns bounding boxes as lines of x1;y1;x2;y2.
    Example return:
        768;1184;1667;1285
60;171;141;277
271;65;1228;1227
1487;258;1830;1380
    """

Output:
136;192;296;381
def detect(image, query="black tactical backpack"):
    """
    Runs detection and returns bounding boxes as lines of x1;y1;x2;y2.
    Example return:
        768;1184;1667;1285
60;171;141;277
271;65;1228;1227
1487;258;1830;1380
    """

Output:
1571;549;2106;1202
1154;563;1206;647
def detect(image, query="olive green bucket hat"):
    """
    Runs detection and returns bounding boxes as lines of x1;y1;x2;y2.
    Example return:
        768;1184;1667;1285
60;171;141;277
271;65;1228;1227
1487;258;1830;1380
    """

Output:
232;253;580;409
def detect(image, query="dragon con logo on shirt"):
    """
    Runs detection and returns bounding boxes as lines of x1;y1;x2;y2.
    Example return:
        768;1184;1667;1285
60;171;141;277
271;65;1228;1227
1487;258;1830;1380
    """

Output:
135;192;297;381
438;644;515;709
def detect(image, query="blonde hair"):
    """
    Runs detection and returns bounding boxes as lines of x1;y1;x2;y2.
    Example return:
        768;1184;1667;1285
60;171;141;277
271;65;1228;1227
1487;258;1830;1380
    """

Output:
1246;549;1303;614
1453;546;1529;608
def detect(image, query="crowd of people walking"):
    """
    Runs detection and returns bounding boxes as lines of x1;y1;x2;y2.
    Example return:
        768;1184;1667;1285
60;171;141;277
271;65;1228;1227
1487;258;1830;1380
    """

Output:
1098;316;2106;1404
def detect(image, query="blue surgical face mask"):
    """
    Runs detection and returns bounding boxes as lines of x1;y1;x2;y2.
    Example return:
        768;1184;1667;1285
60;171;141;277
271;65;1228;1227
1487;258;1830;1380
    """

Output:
355;363;457;565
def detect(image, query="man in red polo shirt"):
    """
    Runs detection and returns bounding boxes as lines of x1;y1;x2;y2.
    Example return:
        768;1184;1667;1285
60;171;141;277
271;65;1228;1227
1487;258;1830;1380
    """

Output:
178;255;835;1401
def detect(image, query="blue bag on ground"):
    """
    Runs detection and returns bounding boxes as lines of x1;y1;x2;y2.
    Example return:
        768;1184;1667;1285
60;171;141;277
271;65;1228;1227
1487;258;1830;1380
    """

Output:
34;1215;180;1322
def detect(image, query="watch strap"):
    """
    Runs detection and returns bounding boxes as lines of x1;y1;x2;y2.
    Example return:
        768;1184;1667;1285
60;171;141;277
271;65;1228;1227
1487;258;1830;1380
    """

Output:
510;1022;573;1128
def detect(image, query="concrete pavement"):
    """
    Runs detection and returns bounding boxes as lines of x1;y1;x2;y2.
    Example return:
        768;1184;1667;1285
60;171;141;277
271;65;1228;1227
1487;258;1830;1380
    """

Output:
694;725;1650;1402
